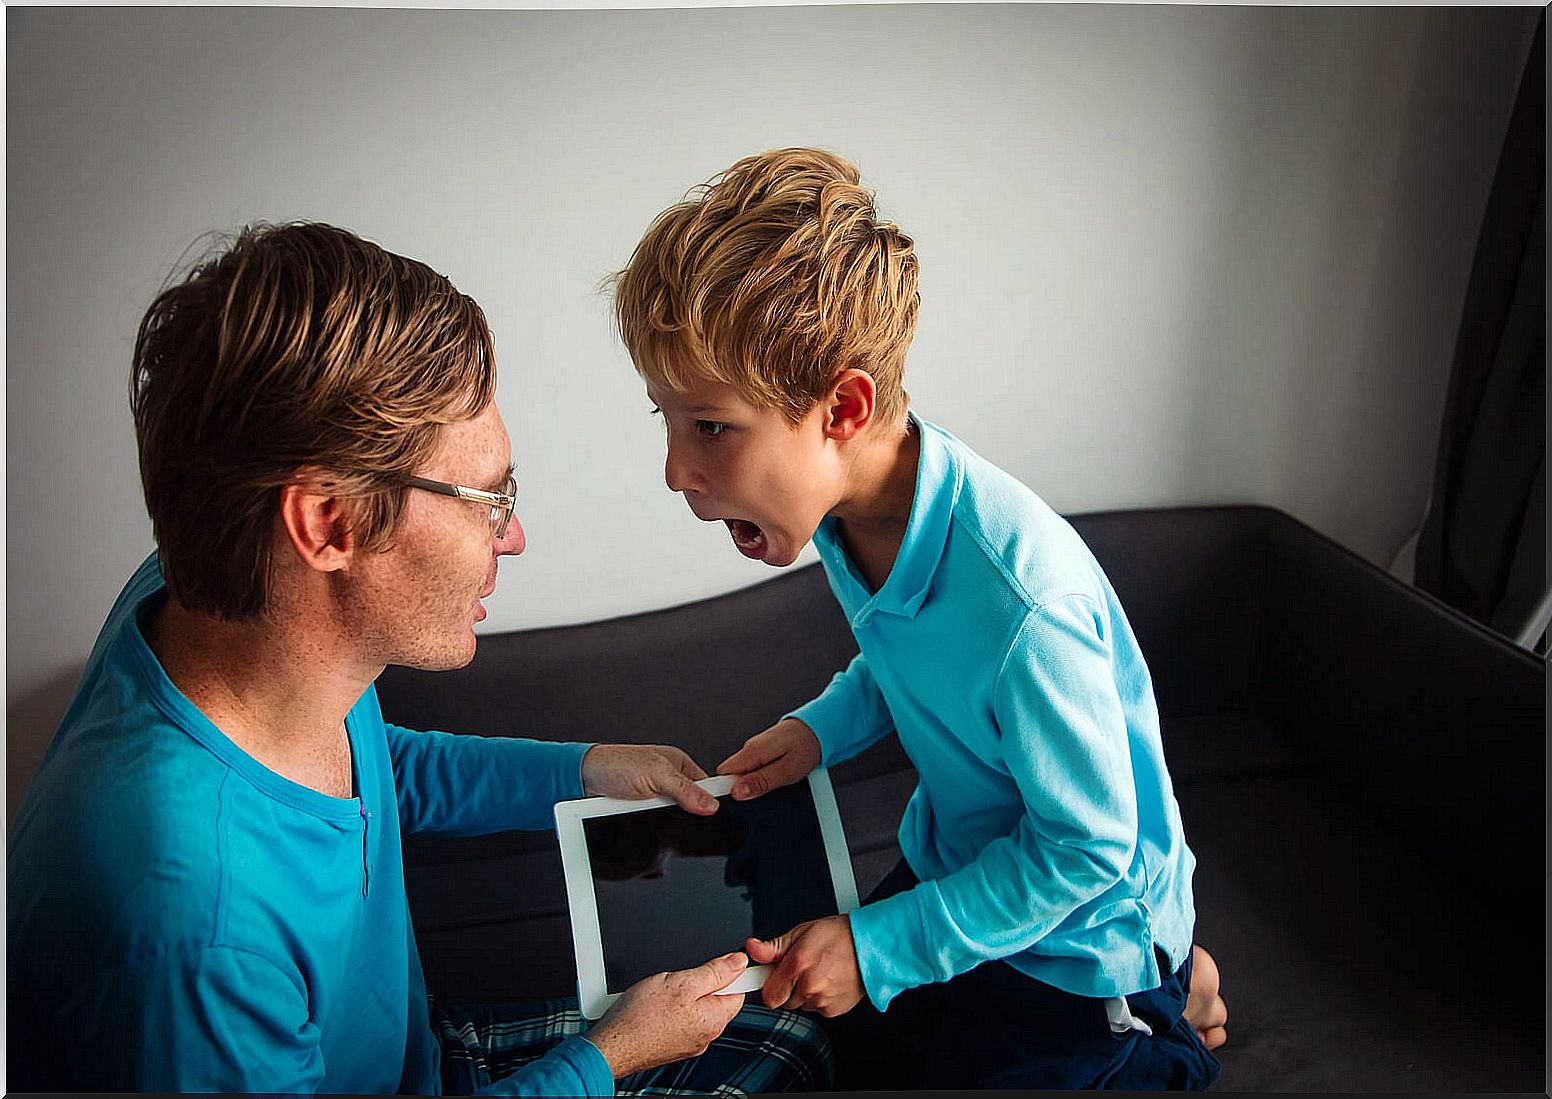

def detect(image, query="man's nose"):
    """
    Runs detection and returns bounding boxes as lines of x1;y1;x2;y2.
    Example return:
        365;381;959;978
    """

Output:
496;514;526;556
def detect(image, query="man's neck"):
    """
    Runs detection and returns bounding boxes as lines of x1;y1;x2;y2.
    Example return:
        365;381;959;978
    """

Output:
144;596;376;799
830;415;921;592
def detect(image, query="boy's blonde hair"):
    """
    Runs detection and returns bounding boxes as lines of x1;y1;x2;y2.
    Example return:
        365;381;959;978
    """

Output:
611;147;919;426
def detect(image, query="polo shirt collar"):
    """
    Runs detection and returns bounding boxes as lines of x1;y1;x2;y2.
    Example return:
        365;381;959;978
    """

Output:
819;410;960;622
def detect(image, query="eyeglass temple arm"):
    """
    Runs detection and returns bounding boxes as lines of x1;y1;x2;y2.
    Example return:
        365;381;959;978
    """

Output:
406;477;508;506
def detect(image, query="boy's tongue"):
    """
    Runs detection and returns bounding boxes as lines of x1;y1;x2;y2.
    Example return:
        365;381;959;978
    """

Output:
725;518;768;560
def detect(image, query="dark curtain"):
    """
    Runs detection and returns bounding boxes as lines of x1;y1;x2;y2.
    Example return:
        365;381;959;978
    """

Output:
1415;12;1545;646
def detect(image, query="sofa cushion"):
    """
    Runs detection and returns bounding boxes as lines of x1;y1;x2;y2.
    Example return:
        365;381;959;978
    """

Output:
1181;774;1542;1091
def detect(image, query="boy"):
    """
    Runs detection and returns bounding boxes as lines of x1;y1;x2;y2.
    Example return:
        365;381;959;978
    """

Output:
610;149;1227;1089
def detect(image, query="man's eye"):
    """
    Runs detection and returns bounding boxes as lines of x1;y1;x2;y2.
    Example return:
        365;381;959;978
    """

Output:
695;420;727;438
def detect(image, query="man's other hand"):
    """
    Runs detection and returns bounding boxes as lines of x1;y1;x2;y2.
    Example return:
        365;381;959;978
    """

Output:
581;744;717;815
585;952;749;1077
716;718;821;801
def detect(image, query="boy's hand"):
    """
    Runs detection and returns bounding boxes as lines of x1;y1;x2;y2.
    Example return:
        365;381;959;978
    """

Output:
586;952;749;1077
582;744;718;815
746;915;864;1017
717;719;821;800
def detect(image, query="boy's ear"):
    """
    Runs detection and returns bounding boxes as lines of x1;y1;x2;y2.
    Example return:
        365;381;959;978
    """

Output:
277;469;359;574
823;369;877;442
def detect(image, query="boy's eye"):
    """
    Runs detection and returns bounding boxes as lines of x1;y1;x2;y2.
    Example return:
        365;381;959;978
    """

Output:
695;420;727;438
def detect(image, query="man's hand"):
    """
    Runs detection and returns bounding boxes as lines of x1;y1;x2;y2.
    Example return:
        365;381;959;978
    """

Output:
585;952;749;1078
746;915;864;1018
716;719;822;801
582;744;717;814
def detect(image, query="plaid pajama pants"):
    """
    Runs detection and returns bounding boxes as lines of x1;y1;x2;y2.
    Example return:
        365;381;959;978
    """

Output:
433;996;833;1096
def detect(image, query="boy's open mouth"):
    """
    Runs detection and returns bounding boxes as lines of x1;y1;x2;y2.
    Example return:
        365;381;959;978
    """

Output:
724;518;768;560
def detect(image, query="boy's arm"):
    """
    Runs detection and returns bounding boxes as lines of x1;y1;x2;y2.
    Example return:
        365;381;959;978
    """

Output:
785;652;896;765
847;594;1139;1009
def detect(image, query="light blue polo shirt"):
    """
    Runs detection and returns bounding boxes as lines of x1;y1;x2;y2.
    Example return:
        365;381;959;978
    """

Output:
7;553;613;1095
791;415;1197;1009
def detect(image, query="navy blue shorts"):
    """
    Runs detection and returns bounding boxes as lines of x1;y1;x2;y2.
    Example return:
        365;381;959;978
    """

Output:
821;859;1221;1090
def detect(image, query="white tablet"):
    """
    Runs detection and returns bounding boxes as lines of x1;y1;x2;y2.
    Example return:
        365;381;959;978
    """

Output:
554;769;859;1020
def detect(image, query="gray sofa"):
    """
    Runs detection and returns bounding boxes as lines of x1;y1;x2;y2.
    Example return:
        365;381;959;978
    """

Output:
376;505;1544;1092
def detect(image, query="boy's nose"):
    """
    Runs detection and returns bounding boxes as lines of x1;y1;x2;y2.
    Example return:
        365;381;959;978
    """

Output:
664;444;699;494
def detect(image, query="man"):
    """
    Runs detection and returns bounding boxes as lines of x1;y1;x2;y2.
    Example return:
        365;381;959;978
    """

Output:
7;222;830;1095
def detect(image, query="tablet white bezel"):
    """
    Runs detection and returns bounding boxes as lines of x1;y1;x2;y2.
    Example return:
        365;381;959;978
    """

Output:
554;768;859;1020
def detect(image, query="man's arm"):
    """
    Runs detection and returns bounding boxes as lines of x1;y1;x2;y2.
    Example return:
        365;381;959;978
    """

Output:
385;722;591;836
477;1035;616;1096
96;945;621;1096
386;725;722;837
90;946;326;1092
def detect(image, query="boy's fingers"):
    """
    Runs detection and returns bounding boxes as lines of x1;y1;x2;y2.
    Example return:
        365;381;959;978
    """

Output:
730;761;799;801
716;737;782;777
744;933;790;965
761;962;797;1008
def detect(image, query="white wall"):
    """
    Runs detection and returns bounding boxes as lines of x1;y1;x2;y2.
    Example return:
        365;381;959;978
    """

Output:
7;4;1537;813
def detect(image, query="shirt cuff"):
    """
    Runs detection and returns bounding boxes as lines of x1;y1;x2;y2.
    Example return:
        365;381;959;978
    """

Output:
570;742;595;801
556;1035;616;1096
848;880;949;1011
785;692;854;766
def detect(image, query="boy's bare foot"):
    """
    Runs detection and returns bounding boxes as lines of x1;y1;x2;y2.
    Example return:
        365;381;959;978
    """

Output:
1185;944;1228;1051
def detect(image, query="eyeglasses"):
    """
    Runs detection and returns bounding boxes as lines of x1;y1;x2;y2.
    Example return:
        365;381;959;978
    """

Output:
406;473;518;539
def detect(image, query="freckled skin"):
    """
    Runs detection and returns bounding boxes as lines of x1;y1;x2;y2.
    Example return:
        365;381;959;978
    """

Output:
339;402;524;672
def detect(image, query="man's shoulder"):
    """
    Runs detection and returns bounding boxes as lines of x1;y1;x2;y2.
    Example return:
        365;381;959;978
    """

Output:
12;710;232;912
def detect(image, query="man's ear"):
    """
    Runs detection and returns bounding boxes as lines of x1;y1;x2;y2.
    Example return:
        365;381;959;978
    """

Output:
277;470;358;574
823;369;877;442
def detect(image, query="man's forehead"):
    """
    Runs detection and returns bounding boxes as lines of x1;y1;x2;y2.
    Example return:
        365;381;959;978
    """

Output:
432;405;512;482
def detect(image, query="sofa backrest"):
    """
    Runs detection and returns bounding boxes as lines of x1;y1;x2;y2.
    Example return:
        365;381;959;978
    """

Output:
378;505;1278;744
375;504;1544;1002
375;505;1284;1002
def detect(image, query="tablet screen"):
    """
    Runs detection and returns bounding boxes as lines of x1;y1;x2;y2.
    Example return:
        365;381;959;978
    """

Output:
584;780;840;993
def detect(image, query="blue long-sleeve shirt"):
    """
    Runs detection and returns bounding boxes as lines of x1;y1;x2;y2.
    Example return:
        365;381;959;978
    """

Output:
790;415;1197;1010
7;553;615;1095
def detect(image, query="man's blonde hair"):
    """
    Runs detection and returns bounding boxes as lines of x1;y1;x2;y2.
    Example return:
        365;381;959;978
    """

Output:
611;148;919;425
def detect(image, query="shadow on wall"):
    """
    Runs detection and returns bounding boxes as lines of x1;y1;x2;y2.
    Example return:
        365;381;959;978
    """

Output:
1173;8;1533;565
8;663;85;826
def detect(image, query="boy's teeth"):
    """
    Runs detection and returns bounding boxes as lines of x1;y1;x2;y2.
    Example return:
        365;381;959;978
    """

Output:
726;519;764;547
